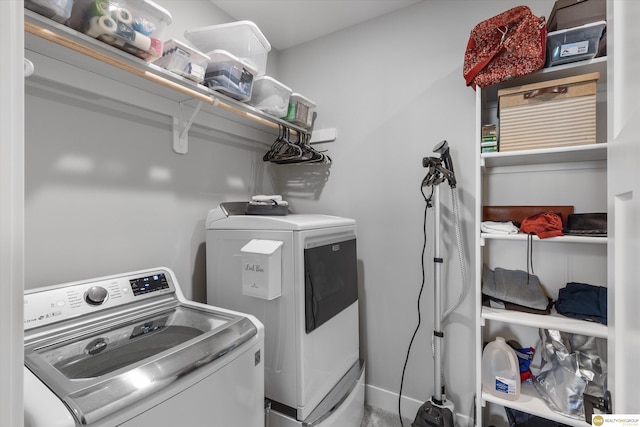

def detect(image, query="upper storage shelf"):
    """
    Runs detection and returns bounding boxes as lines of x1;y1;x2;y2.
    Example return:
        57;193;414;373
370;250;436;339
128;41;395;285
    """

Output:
481;142;607;168
481;56;607;102
479;56;608;168
23;10;326;153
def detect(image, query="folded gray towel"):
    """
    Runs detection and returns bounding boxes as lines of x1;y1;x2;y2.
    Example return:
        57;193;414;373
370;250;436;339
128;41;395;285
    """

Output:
482;264;549;310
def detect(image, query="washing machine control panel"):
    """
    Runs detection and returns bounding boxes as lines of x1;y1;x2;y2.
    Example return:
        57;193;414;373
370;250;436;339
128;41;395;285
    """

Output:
24;269;176;330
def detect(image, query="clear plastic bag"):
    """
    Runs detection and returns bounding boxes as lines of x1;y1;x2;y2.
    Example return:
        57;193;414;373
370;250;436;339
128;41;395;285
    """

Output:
530;329;607;420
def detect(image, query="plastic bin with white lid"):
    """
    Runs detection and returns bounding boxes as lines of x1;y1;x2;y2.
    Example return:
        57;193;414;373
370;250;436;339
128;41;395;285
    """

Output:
68;0;172;61
184;21;271;76
283;93;316;129
25;0;74;23
546;20;606;67
203;50;257;102
249;76;293;118
153;39;209;83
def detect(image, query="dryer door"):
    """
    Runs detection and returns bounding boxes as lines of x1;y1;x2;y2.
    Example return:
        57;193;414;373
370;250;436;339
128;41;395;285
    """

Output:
304;237;358;333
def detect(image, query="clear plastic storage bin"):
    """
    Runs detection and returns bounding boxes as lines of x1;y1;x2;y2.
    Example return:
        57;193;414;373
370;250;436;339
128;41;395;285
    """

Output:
546;21;606;67
203;50;257;102
184;21;271;76
68;0;172;61
153;39;209;83
283;93;316;128
25;0;74;23
249;76;293;117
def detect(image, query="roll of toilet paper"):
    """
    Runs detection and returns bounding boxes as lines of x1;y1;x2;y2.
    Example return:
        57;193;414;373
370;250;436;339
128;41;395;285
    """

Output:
85;15;117;38
128;30;152;51
114;7;133;25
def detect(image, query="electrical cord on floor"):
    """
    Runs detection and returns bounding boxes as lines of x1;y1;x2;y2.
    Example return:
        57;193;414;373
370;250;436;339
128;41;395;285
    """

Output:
398;183;434;427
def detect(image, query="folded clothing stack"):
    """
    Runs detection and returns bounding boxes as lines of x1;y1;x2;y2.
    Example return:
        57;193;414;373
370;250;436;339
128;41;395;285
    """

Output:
556;282;607;324
482;264;552;314
481;220;519;234
246;195;289;215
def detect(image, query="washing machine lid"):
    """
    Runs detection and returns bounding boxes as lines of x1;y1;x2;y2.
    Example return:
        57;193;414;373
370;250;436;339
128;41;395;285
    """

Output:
206;202;355;231
23;268;258;426
25;303;256;426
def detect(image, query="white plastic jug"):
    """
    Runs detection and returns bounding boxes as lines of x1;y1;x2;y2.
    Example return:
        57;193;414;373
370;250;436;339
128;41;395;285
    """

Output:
482;336;521;401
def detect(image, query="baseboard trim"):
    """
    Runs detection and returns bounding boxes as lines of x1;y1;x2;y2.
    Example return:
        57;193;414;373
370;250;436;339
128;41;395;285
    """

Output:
364;384;423;422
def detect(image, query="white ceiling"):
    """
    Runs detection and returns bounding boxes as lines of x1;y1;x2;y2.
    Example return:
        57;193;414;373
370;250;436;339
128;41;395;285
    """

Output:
209;0;424;50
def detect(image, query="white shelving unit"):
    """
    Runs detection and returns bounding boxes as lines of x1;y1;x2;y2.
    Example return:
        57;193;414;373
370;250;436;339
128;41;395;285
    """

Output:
474;55;610;427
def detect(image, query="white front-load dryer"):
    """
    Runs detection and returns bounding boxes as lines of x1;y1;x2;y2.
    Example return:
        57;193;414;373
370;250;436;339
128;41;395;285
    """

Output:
206;202;364;426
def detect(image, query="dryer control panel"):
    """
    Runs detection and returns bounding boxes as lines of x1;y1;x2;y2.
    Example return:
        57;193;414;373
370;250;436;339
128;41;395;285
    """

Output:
24;269;176;330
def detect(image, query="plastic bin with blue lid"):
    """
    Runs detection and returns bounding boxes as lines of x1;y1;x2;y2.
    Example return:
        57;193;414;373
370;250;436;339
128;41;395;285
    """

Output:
546;21;606;67
204;50;257;102
68;0;172;61
184;21;271;76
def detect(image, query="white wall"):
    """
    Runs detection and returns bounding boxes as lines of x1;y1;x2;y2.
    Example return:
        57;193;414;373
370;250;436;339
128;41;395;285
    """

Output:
24;1;276;300
274;0;554;422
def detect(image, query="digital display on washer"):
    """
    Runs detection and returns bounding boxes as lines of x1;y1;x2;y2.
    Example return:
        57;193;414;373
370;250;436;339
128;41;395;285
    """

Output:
130;273;170;296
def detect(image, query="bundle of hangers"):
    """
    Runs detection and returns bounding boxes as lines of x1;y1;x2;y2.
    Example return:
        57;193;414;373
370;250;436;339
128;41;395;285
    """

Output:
263;125;331;165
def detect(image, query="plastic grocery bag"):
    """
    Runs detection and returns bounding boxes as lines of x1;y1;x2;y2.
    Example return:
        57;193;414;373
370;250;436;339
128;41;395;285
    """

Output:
530;329;607;420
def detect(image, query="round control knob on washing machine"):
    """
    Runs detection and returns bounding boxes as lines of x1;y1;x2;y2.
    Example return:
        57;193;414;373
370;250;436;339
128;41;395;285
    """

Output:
85;286;109;305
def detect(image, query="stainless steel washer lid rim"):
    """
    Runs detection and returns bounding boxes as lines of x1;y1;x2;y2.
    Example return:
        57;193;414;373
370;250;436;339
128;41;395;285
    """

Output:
24;307;258;426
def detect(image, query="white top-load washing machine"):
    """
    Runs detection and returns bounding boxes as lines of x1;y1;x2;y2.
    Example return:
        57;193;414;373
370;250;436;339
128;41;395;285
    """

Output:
206;202;364;427
23;267;265;427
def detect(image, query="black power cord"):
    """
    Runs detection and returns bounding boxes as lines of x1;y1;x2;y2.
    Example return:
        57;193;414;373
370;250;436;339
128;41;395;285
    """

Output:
398;183;434;426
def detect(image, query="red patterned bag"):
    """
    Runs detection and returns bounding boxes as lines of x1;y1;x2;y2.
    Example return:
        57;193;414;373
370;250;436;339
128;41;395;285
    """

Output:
463;6;547;89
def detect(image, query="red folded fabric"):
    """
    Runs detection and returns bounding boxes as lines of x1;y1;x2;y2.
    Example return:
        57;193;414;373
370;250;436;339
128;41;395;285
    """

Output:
520;211;564;239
